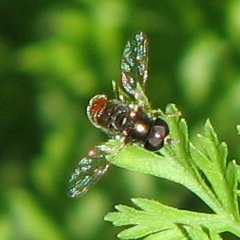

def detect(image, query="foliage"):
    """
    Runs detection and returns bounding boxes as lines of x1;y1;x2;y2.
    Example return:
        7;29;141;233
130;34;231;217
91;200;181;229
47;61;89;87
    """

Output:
105;104;240;239
1;1;240;240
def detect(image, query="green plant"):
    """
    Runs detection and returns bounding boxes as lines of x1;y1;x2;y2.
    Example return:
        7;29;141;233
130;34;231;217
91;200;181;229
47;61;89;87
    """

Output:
104;104;240;240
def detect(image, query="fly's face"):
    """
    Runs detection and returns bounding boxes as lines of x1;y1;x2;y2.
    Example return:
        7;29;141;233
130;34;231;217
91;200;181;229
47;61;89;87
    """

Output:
69;32;169;197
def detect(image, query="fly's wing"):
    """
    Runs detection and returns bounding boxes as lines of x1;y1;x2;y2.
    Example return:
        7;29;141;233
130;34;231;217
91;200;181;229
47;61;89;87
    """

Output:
68;148;110;197
119;31;150;108
68;140;125;197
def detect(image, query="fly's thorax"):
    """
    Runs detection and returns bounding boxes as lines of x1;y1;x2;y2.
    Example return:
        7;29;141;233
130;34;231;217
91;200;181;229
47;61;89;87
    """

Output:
124;107;153;143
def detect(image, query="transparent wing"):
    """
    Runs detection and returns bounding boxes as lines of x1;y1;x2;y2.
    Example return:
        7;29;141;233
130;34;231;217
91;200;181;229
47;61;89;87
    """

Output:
68;147;110;198
68;140;125;197
120;31;149;107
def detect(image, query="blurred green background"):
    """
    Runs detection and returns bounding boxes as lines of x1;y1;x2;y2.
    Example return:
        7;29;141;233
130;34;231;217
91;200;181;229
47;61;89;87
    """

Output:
1;0;240;239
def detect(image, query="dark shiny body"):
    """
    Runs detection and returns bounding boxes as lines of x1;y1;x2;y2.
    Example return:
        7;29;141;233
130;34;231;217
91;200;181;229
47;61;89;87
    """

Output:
88;95;169;151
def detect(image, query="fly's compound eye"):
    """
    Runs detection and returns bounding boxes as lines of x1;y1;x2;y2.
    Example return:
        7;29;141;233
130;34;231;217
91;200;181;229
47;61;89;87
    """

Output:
144;118;169;151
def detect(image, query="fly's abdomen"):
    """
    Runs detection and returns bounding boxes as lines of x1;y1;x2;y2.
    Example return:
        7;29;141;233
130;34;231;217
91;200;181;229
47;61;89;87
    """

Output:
87;95;130;134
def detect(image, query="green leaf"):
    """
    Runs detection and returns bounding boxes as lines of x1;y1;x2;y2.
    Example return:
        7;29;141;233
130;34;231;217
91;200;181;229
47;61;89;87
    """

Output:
144;229;188;240
199;120;227;170
185;226;223;240
105;198;239;239
190;120;239;217
105;105;240;239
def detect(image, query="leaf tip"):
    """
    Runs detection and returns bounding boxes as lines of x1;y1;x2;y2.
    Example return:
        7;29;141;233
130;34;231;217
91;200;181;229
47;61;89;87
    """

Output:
236;125;240;135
